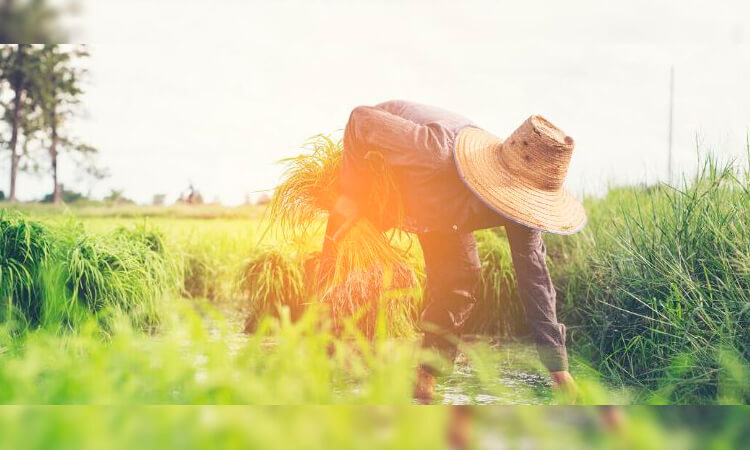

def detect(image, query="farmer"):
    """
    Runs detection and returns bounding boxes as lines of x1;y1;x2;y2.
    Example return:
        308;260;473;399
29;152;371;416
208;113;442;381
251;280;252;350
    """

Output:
323;100;586;403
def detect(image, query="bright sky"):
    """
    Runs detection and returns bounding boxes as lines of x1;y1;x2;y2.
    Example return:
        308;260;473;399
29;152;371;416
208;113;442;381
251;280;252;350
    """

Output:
12;0;750;204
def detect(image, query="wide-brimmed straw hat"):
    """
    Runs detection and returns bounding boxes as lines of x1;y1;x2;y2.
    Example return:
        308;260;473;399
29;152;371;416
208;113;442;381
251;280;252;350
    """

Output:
454;115;586;235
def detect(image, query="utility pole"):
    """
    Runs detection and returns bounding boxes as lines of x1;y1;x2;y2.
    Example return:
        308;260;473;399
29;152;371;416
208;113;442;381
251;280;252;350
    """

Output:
667;66;674;184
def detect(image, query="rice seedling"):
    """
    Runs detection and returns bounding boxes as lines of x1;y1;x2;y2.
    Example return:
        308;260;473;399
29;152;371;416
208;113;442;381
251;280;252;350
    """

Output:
0;212;175;334
0;212;54;330
240;246;306;332
268;134;404;234
267;134;419;336
319;259;420;338
59;227;174;332
268;134;343;233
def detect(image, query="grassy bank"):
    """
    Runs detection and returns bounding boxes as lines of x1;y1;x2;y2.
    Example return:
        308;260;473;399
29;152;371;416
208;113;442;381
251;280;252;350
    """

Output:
551;156;750;403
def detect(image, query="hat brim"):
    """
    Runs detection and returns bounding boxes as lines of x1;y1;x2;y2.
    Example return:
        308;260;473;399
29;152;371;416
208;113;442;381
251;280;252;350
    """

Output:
454;127;587;235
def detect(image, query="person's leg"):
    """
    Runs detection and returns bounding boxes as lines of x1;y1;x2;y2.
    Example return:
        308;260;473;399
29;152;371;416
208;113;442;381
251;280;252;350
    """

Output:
414;231;481;402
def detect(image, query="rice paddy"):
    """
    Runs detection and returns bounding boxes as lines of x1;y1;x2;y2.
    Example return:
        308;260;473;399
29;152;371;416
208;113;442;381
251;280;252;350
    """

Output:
0;142;748;411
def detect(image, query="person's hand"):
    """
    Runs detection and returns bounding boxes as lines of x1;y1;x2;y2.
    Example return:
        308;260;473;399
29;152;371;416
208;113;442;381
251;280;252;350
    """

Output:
550;370;578;404
330;195;359;241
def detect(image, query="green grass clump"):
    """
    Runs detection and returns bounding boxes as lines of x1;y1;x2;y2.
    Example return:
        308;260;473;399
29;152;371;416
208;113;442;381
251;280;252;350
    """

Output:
468;229;525;336
0;211;175;333
0;213;54;328
552;155;750;403
59;226;175;331
240;247;307;331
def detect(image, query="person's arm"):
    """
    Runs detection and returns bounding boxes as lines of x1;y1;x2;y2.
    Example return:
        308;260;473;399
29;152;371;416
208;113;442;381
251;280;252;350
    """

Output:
321;105;444;279
505;222;576;398
339;105;451;216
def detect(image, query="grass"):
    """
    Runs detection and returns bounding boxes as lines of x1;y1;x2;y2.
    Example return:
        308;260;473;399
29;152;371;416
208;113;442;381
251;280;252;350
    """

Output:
1;404;746;450
240;246;307;329
0;212;175;334
468;229;524;336
550;154;750;403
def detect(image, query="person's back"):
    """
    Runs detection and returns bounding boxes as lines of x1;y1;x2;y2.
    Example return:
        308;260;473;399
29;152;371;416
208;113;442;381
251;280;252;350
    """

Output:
341;100;504;233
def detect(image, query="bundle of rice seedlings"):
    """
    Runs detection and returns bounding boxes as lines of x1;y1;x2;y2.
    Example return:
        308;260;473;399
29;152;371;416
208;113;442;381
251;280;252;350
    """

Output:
269;134;404;234
61;227;174;331
268;134;419;336
269;135;343;233
240;247;306;332
0;212;54;328
1;213;173;333
319;260;420;338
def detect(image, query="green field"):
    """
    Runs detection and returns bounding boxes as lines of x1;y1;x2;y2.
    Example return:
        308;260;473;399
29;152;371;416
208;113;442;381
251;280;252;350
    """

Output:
0;156;748;412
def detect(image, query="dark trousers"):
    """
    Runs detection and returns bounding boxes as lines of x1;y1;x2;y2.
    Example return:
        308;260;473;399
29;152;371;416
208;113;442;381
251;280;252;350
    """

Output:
417;222;568;374
418;231;481;367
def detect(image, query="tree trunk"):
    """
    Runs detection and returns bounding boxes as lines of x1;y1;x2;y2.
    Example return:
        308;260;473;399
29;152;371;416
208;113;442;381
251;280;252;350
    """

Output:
8;88;22;202
7;44;27;203
51;121;62;205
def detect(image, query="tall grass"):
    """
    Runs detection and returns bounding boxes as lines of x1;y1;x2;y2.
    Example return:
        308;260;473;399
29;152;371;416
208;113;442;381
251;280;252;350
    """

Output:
468;229;525;336
0;212;175;333
552;155;750;403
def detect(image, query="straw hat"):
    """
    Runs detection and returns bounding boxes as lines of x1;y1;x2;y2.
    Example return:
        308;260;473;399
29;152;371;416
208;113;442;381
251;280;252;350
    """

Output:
454;115;586;235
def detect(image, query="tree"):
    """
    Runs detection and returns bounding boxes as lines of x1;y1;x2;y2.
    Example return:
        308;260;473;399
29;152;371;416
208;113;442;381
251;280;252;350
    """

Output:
104;189;134;205
0;0;68;44
30;44;102;204
0;43;40;201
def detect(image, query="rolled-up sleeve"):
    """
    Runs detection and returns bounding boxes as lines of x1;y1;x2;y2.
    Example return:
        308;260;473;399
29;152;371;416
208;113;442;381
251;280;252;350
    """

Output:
505;223;569;372
340;105;448;203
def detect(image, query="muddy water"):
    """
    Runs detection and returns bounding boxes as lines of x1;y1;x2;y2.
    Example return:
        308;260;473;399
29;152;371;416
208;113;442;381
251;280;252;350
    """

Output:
209;305;553;405
438;350;553;405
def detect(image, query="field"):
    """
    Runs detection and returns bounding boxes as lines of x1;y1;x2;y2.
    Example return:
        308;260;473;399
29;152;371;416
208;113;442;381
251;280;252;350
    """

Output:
0;156;748;416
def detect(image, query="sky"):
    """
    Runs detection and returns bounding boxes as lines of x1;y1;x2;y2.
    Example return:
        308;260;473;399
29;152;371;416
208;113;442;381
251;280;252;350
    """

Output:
9;0;750;204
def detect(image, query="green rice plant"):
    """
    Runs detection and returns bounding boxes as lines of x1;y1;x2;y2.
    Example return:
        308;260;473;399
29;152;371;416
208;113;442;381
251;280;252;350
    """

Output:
240;246;306;331
269;134;343;233
0;212;54;330
468;229;525;336
182;252;221;300
60;229;173;332
0;212;175;334
162;221;261;302
112;224;166;254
